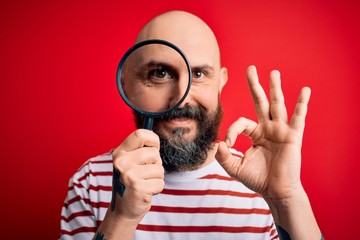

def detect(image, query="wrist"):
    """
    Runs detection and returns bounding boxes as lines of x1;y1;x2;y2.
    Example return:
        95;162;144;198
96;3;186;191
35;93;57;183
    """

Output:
264;186;307;224
96;209;142;240
264;188;321;240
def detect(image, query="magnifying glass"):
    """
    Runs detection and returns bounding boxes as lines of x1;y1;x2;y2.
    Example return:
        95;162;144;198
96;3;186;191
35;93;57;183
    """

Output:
116;39;192;130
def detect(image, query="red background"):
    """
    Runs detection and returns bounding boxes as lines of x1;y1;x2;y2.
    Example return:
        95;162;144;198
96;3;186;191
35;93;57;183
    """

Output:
1;0;359;239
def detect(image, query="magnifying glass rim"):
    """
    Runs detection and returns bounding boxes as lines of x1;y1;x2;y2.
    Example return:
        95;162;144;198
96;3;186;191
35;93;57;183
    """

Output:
116;39;192;118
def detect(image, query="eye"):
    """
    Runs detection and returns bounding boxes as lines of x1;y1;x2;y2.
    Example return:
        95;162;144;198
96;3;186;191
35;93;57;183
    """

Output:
193;70;204;79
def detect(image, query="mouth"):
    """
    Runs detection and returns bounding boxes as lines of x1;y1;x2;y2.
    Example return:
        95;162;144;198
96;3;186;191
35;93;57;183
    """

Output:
164;117;195;127
156;117;197;139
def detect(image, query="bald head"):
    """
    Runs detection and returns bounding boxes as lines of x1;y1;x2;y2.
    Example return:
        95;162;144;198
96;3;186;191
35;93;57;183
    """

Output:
136;11;221;68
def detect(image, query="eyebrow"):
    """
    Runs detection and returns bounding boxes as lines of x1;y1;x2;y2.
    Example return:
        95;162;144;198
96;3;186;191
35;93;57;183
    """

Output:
137;60;177;72
191;64;216;76
191;64;215;71
143;60;175;69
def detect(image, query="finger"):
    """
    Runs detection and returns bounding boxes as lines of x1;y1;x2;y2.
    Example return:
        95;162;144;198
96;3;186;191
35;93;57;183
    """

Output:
117;162;164;184
215;141;239;179
290;87;311;132
116;146;162;167
115;160;164;197
136;164;165;180
113;129;160;155
269;70;288;122
247;65;270;121
225;117;257;147
142;178;165;195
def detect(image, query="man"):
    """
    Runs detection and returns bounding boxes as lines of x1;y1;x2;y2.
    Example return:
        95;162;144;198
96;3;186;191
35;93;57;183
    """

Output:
60;10;322;239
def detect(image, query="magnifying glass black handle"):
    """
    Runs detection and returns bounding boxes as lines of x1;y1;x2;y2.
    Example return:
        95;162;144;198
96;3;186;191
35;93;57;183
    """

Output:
143;117;154;130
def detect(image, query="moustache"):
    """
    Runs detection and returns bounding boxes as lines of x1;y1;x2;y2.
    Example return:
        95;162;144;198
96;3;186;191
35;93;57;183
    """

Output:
158;104;206;122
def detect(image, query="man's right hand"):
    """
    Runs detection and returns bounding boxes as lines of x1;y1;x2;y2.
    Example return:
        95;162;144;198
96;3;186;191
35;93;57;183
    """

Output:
94;129;165;239
111;129;165;222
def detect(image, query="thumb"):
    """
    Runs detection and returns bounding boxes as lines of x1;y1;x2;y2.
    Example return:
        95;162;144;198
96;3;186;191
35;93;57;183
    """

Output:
215;141;239;179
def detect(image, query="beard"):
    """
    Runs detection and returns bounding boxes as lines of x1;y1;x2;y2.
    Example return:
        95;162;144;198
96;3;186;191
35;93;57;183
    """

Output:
134;102;223;173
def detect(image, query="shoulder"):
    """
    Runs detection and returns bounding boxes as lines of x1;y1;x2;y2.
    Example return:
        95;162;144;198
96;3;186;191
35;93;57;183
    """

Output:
70;152;113;187
77;152;113;172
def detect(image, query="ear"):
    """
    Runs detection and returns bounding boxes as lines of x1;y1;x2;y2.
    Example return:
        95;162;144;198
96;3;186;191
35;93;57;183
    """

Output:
219;67;228;93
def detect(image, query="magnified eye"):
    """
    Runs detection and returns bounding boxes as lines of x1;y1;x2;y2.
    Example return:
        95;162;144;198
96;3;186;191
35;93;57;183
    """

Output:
149;68;172;79
147;66;175;85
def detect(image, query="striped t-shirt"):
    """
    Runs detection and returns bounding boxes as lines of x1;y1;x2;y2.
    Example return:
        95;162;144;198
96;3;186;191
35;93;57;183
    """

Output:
60;151;278;239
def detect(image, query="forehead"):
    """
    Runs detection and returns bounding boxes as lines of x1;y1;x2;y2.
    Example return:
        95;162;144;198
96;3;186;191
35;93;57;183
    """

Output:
137;13;221;69
127;42;190;75
131;42;184;63
181;42;219;70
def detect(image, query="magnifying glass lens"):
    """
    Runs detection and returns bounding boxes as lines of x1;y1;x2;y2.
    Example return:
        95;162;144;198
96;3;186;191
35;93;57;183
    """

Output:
117;40;192;129
120;43;190;113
